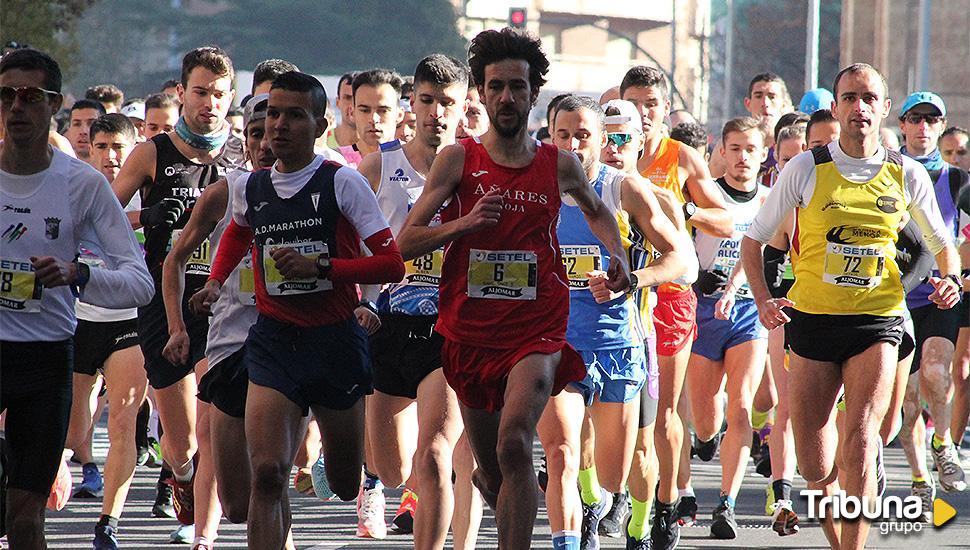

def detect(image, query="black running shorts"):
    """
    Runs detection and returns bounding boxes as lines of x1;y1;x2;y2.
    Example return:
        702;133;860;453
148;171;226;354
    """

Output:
198;346;249;419
138;286;209;389
73;318;140;376
370;314;443;399
786;309;904;364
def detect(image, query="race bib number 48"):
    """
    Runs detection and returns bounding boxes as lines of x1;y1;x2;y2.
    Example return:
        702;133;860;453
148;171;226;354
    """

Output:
560;245;601;290
405;249;443;287
262;241;332;296
0;258;43;312
822;243;885;288
467;249;537;300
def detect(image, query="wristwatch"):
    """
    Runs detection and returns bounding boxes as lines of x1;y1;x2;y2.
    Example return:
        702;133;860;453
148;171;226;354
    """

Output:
945;273;963;291
315;254;332;279
359;299;378;314
683;201;697;221
628;272;640;294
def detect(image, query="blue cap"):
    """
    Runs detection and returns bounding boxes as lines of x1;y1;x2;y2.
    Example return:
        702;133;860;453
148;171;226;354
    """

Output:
900;91;946;118
798;88;834;114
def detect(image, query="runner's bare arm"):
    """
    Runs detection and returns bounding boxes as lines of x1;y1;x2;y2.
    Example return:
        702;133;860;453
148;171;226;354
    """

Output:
649;180;687;232
357;151;382;194
111;139;156;227
398;144;493;260
680;144;733;237
621;175;690;288
558;150;630;291
161;179;227;338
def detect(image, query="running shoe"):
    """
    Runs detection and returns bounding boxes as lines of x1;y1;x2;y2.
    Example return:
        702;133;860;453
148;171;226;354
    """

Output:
165;464;197;526
191;537;211;550
93;523;119;550
74;463;104;498
169;523;194;544
392;488;418;533
674;495;697;526
599;491;630;538
710;503;738;539
911;480;935;523
770;499;799;536
46;457;72;511
875;438;886;497
152;480;176;519
356;485;387;539
580;488;611;550
145;438;163;468
293;468;314;495
930;439;967;492
136;445;150;467
310;456;335;501
649;500;680;550
764;482;776;516
693;432;721;462
537;455;548;493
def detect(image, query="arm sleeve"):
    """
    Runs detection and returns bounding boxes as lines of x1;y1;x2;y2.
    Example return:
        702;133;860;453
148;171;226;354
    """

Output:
77;173;154;308
896;219;933;294
905;159;951;255
746;152;813;243
209;219;254;285
330;227;405;284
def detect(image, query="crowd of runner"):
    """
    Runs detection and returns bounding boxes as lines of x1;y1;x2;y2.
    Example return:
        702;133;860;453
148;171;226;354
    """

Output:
0;26;968;550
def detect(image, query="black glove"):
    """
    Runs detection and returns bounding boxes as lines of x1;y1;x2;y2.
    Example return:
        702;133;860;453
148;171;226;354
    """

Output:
139;197;185;229
694;269;727;296
762;244;787;290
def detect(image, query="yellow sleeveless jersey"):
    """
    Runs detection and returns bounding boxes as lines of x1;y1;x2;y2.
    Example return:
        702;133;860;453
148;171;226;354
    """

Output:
789;146;907;316
640;137;691;295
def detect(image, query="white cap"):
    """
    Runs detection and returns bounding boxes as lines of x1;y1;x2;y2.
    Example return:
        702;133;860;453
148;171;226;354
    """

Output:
602;99;641;133
243;93;270;126
120;101;145;121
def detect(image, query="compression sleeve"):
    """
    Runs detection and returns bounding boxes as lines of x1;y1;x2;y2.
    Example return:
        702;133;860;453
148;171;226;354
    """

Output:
329;227;405;284
896;220;933;294
209;219;254;285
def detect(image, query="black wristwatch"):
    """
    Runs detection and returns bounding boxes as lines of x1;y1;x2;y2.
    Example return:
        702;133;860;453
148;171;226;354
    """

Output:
358;299;378;314
945;273;963;291
628;272;639;294
683;201;697;221
315;254;332;279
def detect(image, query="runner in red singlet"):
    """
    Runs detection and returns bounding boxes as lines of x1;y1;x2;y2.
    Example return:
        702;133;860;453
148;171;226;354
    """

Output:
397;29;630;549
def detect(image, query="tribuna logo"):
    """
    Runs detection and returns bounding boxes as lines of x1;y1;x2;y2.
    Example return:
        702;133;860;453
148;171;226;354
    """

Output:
803;490;922;521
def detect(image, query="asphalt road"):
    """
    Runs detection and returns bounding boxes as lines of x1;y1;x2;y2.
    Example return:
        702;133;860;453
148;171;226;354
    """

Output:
40;424;970;549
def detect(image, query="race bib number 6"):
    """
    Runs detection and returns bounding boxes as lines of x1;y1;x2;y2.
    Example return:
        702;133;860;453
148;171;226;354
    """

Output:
262;241;332;296
467;249;537;300
560;245;601;290
822;243;885;288
0;258;43;312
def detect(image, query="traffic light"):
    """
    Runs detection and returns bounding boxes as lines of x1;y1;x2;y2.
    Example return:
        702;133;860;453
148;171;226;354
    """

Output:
509;7;527;29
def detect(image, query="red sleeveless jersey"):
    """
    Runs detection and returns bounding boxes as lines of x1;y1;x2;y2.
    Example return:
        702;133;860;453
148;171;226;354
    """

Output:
436;137;570;348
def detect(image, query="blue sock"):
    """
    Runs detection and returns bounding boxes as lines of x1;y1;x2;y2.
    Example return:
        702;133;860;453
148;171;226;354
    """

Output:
720;494;736;509
552;530;580;550
363;467;382;491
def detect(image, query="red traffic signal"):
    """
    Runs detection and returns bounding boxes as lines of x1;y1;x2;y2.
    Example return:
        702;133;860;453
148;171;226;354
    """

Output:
509;7;527;28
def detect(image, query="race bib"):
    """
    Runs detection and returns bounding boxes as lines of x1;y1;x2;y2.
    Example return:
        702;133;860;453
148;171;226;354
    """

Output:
467;249;537;300
0;257;43;312
404;249;443;287
170;230;212;276
560;245;601;290
822;243;885;288
237;255;256;306
262;240;332;296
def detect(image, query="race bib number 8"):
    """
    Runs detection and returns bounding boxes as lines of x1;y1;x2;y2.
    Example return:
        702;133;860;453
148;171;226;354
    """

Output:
237;255;256;305
560;245;601;289
405;249;443;287
262;241;332;296
467;249;537;300
170;230;212;276
0;258;43;312
822;243;885;288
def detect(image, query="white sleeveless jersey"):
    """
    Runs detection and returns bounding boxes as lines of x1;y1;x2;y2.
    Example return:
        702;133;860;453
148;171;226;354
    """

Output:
375;140;441;315
694;179;770;298
75;192;142;322
205;169;259;366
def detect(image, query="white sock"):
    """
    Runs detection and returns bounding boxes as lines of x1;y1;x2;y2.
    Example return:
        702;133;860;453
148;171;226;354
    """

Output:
679;486;695;498
175;459;194;483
